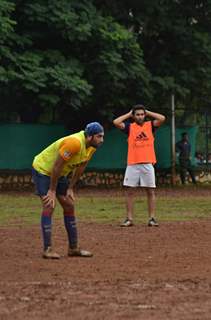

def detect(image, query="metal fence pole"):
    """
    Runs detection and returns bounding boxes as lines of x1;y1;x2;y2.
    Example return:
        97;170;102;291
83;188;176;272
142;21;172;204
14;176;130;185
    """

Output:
205;111;209;170
171;94;176;185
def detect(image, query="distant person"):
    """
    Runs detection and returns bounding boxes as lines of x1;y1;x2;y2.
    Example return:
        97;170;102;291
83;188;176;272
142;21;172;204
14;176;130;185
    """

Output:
32;122;104;259
208;153;211;164
195;151;204;165
113;105;165;227
176;132;196;184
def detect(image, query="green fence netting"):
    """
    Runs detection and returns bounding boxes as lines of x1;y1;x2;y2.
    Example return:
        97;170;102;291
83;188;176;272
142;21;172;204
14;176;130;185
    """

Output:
0;124;67;170
154;125;198;169
0;124;198;170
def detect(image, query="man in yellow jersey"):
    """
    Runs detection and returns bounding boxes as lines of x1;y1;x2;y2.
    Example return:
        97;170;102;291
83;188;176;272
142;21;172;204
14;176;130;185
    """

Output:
32;122;104;259
113;105;165;227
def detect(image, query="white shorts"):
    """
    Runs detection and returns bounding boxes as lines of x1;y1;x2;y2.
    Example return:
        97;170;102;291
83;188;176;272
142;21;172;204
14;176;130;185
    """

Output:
123;164;156;188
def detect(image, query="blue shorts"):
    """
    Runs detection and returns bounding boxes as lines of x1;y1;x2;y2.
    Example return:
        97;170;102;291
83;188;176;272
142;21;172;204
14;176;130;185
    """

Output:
32;168;69;196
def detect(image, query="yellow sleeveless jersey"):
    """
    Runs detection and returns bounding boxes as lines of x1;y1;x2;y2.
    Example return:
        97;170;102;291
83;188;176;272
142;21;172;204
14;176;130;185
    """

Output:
32;130;96;176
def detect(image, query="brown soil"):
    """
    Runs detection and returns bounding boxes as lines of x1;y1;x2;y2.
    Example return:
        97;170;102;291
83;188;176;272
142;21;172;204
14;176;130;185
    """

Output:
1;217;211;319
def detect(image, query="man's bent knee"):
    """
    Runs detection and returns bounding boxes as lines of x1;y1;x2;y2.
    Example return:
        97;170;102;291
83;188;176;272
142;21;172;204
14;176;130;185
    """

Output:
57;195;74;212
40;196;55;213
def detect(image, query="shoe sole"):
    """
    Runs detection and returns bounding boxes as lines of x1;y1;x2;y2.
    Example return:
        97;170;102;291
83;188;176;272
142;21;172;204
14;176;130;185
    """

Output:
68;254;93;257
68;250;93;257
42;255;60;259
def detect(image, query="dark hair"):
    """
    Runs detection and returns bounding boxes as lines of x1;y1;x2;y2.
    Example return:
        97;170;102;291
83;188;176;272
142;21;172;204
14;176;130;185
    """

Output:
132;104;146;115
182;132;188;138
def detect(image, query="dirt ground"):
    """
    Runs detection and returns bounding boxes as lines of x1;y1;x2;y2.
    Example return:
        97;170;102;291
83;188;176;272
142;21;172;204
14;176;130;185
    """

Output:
1;205;211;320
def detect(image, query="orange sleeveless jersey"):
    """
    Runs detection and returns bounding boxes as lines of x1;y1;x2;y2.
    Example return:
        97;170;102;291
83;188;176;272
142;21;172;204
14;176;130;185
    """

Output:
127;121;156;165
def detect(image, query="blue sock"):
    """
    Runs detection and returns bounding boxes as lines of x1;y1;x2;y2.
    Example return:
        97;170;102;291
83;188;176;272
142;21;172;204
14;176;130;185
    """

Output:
64;214;78;249
41;212;52;250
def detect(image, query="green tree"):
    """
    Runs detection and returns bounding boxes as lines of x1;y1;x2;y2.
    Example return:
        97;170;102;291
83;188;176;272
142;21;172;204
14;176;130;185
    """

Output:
2;0;211;126
0;0;150;128
94;0;211;110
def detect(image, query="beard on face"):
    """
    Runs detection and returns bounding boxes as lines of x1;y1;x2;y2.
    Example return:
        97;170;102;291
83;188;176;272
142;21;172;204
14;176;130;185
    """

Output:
92;142;103;148
135;117;145;124
90;137;103;148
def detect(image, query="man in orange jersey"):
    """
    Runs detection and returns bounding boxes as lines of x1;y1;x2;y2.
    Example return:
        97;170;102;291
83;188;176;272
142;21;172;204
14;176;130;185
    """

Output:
113;105;165;227
32;122;104;259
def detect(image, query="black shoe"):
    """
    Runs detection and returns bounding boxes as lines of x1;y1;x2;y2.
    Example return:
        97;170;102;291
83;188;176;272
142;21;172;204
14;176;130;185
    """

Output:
120;218;133;227
148;218;159;227
68;247;93;257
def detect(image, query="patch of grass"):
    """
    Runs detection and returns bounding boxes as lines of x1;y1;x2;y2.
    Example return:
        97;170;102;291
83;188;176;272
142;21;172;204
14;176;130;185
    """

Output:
0;193;211;226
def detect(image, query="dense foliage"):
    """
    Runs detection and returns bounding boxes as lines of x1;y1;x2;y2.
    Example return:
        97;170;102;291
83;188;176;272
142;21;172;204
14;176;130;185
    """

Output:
1;0;211;128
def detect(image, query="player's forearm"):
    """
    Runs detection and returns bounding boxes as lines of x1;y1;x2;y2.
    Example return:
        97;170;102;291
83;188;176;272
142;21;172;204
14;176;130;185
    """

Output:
69;163;87;188
49;167;61;191
113;111;132;127
146;110;165;122
48;155;66;191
